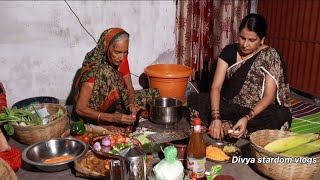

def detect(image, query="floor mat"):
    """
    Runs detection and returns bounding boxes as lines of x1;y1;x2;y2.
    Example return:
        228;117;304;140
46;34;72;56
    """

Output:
290;99;320;134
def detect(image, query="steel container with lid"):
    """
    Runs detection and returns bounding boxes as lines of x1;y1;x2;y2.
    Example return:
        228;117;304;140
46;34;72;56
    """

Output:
118;147;146;180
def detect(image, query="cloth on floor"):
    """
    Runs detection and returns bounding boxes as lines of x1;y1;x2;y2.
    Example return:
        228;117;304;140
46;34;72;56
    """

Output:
290;99;320;134
0;147;21;172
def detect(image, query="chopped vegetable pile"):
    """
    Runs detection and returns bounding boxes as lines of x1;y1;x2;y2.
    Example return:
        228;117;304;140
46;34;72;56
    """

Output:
92;134;140;155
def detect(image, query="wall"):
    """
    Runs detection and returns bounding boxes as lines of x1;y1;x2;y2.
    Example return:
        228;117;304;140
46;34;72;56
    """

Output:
0;1;176;106
258;0;320;97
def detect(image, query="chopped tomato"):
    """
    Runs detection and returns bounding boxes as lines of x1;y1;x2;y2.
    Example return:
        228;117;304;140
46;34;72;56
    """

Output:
118;137;126;143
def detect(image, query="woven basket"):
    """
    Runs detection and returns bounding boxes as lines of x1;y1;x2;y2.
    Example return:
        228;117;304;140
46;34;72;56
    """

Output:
74;150;110;179
12;103;67;145
0;158;17;180
74;150;154;179
250;129;320;180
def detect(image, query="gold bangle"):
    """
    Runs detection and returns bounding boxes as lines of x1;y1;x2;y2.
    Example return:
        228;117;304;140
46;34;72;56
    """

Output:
211;109;220;113
211;115;221;120
97;112;102;122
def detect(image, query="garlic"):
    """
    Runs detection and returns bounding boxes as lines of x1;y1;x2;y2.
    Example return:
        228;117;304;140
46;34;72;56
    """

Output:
19;122;27;126
228;129;240;134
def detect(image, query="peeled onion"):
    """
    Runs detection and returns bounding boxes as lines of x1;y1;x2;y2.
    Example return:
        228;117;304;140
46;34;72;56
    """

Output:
101;146;112;153
93;142;101;151
101;137;111;146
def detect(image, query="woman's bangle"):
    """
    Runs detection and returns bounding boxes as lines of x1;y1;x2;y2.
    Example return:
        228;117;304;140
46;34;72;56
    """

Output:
211;115;221;120
212;118;222;122
245;110;254;122
97;112;102;122
211;109;220;113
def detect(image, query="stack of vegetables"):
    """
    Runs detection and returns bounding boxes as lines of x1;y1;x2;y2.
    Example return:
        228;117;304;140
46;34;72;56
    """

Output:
0;107;42;135
264;133;320;156
70;121;90;143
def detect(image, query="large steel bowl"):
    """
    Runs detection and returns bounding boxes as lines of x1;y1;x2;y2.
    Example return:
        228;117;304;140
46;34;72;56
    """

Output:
22;138;88;172
148;97;183;125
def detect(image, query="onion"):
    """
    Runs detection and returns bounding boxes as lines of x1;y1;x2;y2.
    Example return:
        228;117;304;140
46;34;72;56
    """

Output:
101;137;111;146
101;146;112;153
93;142;101;151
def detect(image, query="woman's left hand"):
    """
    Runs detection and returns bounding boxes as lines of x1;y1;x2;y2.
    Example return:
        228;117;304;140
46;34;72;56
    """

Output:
230;117;248;138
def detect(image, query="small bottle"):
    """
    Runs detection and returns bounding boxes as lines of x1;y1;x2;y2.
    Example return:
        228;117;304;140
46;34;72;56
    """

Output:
199;60;209;93
186;118;206;179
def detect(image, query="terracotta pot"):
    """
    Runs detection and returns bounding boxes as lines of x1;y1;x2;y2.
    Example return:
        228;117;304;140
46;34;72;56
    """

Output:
144;64;192;102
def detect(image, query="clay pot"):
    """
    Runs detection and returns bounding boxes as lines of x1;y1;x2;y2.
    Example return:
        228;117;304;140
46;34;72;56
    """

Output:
144;64;192;102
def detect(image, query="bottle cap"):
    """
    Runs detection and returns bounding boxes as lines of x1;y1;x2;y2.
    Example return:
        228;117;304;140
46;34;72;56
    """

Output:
193;118;202;125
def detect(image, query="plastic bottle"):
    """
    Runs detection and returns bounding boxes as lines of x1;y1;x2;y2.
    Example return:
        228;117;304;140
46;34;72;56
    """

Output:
199;60;209;93
186;118;206;179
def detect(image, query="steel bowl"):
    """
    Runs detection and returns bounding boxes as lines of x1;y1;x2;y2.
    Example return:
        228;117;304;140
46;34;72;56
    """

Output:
147;97;183;125
22;138;88;172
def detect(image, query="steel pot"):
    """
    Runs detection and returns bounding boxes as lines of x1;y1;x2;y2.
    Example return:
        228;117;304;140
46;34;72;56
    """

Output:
147;97;183;125
109;147;146;180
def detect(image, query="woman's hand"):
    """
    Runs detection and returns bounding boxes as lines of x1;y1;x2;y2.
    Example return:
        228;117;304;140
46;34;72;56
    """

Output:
222;121;232;135
112;113;136;125
208;120;224;139
230;117;249;138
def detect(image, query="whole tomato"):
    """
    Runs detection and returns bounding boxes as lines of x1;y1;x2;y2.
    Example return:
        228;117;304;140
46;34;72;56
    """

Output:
82;136;90;143
74;135;90;143
74;135;84;141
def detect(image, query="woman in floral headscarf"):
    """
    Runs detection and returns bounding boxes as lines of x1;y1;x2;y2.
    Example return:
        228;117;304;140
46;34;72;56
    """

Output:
73;28;159;133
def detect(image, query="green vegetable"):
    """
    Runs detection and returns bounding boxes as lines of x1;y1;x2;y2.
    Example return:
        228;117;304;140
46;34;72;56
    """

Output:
4;124;14;136
71;121;86;135
56;108;64;118
281;140;320;157
264;133;319;153
108;149;119;155
113;143;131;152
207;165;222;180
133;134;161;153
107;143;132;155
0;107;41;135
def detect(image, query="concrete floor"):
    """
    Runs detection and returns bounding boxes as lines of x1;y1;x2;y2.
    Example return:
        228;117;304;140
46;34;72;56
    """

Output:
7;90;320;180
